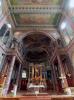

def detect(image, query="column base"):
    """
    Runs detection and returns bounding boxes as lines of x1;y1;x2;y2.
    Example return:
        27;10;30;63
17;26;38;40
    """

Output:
64;87;71;95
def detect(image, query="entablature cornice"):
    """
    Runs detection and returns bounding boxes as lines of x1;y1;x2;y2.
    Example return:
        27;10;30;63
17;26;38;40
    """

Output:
9;5;62;14
0;43;25;65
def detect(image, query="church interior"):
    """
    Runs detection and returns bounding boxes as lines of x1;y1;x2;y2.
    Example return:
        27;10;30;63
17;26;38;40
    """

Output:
0;0;74;100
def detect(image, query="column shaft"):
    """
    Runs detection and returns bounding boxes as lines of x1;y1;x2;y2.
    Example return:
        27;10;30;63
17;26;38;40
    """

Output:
2;30;7;42
57;55;68;88
3;56;16;95
13;64;21;96
16;64;21;88
32;66;34;79
29;66;30;82
57;54;71;94
51;63;59;92
40;67;42;81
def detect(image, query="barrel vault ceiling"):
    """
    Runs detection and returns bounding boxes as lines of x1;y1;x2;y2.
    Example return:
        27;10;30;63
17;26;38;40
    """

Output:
6;0;64;31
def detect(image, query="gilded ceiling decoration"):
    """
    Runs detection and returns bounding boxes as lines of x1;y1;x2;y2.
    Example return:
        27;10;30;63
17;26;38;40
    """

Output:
10;0;62;5
7;0;63;30
14;14;60;26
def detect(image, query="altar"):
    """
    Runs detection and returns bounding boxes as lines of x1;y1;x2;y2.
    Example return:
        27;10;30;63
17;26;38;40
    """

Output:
27;64;47;94
28;83;46;94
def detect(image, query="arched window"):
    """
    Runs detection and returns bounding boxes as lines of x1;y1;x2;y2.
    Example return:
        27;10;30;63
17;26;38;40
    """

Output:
60;20;74;46
3;31;10;44
0;24;7;42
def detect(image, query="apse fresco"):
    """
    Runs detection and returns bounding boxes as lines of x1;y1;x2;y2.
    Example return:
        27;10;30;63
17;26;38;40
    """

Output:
12;13;61;26
10;0;62;5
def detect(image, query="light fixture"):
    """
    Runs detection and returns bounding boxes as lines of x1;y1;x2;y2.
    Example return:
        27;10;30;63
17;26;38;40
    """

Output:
60;21;67;30
68;0;74;8
7;23;12;28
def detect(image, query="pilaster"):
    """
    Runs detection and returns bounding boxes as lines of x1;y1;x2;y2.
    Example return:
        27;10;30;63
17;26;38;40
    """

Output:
57;53;71;94
3;55;16;96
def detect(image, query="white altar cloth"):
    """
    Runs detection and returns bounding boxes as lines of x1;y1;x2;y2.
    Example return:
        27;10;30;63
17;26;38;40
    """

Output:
28;83;45;88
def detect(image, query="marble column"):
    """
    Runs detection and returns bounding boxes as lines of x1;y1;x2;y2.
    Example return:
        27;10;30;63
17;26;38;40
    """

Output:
57;55;71;94
29;66;30;82
3;56;16;96
0;55;7;75
40;67;42;81
51;63;59;93
32;65;34;79
2;29;8;42
18;66;22;91
13;64;21;96
35;65;36;79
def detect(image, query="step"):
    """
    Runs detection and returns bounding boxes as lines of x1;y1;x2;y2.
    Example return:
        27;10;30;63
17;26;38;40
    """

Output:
0;96;74;100
70;87;74;94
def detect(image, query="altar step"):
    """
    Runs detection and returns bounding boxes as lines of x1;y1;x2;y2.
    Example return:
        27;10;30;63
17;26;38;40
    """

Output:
0;95;74;100
70;87;74;95
21;96;51;100
17;90;57;96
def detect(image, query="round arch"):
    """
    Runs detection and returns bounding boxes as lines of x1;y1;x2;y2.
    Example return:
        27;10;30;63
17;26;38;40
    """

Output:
14;31;55;42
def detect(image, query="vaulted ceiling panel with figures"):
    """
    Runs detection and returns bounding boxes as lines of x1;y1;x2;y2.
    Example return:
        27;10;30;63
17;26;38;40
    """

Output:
7;0;63;30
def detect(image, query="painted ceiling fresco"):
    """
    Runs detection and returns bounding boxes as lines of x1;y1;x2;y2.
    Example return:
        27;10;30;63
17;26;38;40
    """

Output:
10;0;63;5
7;0;63;29
13;13;61;26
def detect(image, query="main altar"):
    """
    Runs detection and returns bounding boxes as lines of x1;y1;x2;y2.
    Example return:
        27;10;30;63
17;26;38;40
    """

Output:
27;64;47;94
